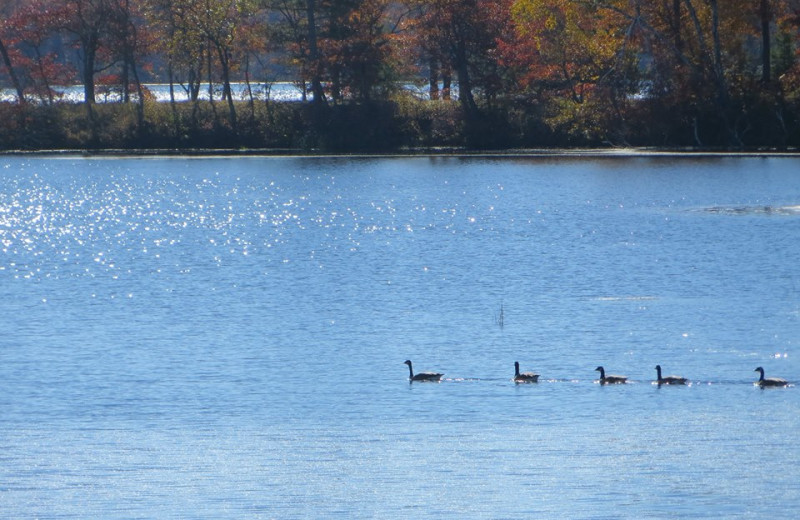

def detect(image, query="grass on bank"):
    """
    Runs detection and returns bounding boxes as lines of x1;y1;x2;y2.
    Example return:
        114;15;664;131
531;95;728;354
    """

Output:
1;90;799;152
0;95;468;152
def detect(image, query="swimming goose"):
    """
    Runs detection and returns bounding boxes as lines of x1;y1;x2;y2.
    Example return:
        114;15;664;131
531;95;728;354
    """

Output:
595;366;627;384
404;360;443;382
754;367;788;388
655;365;688;385
514;362;540;383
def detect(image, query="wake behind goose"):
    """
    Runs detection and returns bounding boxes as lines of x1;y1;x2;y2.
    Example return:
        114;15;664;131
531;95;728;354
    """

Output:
702;204;800;216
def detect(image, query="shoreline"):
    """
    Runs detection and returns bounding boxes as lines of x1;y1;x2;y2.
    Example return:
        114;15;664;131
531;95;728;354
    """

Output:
2;146;799;159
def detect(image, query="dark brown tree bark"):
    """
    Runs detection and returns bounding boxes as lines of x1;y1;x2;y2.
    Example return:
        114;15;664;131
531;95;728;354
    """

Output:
306;0;326;107
0;37;26;104
760;0;771;83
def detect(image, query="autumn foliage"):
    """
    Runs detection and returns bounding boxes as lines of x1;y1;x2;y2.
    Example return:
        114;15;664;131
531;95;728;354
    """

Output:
1;0;800;150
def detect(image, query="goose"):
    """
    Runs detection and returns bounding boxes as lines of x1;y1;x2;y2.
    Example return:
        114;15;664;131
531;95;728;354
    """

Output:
514;361;539;383
754;367;788;388
404;360;443;382
595;366;627;385
655;365;688;385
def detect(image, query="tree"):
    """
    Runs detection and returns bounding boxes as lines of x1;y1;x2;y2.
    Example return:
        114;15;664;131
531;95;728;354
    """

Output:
269;0;397;105
505;0;800;145
268;0;327;105
305;0;326;105
59;0;117;105
150;0;205;104
319;0;395;102
0;6;25;104
404;0;509;117
100;0;157;129
2;0;76;104
509;0;622;102
106;0;153;105
505;0;634;142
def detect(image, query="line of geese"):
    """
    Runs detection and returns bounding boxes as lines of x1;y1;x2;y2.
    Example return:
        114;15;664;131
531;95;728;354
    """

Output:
404;360;791;387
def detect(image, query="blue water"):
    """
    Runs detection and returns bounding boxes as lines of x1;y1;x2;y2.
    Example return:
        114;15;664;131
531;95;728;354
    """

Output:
0;81;445;103
1;154;798;518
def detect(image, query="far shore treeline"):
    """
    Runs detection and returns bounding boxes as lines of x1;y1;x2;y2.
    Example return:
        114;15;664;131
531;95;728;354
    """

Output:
2;0;800;152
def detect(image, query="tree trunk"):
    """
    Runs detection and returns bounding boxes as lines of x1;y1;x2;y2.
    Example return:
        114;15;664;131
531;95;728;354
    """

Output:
760;0;771;83
207;45;214;104
217;46;238;133
37;52;56;104
122;60;130;103
306;0;326;107
122;0;133;103
189;58;201;101
454;38;477;117
708;0;739;145
708;0;728;108
331;65;341;103
129;53;145;130
672;0;682;53
0;37;26;104
168;61;176;104
168;60;180;135
82;29;99;144
83;35;97;104
429;58;439;100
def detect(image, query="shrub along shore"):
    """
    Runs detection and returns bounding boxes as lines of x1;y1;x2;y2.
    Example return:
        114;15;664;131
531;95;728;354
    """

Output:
1;94;799;154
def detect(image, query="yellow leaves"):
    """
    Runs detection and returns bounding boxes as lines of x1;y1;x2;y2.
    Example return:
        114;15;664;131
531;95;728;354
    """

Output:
507;0;628;101
543;13;557;32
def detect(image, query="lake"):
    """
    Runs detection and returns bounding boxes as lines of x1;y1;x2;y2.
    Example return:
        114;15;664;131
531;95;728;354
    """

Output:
0;154;798;518
0;81;445;104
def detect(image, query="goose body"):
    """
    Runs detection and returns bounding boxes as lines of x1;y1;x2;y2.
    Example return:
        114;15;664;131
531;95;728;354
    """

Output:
404;360;443;382
514;362;539;383
655;365;687;385
595;366;627;385
754;367;788;388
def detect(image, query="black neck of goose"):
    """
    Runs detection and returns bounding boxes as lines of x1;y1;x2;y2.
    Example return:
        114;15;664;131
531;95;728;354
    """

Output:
597;368;605;379
515;363;520;377
656;366;662;380
757;368;765;381
407;364;414;379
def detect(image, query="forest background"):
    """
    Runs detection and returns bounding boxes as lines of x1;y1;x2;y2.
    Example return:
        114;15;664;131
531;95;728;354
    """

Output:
1;0;800;152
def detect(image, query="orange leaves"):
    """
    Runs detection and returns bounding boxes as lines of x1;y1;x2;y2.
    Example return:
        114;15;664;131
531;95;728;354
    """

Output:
506;0;624;100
